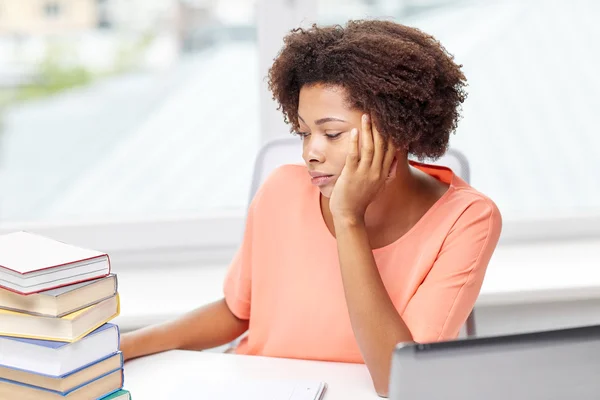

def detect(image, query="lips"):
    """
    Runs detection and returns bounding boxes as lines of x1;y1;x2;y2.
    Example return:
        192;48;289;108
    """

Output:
310;174;334;186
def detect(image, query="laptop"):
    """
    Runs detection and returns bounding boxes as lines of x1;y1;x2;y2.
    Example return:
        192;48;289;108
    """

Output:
389;324;600;400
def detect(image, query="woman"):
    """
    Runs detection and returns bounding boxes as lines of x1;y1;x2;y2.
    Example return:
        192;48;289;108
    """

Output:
121;19;502;397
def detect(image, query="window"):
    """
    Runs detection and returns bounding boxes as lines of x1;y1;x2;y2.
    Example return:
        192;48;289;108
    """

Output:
316;0;600;239
0;0;597;267
1;0;260;225
0;0;264;263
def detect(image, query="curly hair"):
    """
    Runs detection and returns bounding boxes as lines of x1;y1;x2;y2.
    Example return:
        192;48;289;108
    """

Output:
267;19;467;159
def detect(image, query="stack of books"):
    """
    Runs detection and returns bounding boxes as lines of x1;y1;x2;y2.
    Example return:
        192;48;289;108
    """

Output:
0;231;131;399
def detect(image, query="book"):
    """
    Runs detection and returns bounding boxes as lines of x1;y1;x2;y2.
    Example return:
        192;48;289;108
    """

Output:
0;353;122;393
0;368;123;399
0;294;119;342
101;389;131;399
0;274;118;317
0;323;119;376
0;231;111;295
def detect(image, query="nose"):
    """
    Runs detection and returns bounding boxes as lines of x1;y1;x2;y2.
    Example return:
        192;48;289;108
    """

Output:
302;135;326;165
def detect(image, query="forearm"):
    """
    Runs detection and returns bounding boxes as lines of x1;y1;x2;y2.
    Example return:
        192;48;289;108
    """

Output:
334;217;412;397
121;298;249;361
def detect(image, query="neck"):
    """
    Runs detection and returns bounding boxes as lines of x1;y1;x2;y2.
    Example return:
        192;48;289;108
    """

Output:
320;155;419;232
362;156;417;230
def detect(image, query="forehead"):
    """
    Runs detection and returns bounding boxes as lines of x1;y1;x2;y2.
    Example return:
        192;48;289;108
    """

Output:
298;84;351;115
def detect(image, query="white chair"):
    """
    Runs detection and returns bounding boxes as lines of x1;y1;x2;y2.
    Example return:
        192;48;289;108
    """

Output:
248;137;477;337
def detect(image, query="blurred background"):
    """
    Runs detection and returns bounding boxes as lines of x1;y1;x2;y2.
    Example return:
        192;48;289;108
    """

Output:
0;0;599;338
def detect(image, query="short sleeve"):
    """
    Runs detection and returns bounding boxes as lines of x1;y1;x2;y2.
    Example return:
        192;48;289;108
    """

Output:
402;197;502;342
223;200;257;320
222;164;291;320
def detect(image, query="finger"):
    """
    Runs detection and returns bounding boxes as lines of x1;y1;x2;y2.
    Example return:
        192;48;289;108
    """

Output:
371;118;385;171
346;128;360;169
359;114;374;170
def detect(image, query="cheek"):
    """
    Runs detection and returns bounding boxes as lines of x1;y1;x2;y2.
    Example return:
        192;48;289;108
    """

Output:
334;135;353;165
331;147;349;172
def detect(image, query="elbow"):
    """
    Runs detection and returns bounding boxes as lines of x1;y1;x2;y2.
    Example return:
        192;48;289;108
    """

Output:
376;387;389;398
373;375;390;398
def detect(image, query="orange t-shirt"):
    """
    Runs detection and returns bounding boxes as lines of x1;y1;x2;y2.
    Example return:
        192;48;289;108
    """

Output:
223;162;502;363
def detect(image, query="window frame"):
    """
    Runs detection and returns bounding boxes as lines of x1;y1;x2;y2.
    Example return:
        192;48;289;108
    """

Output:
1;213;598;271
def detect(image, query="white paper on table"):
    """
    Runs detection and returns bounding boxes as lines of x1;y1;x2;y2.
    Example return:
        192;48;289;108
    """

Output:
173;379;327;399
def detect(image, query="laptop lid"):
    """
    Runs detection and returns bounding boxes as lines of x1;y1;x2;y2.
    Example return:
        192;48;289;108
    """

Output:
389;324;600;400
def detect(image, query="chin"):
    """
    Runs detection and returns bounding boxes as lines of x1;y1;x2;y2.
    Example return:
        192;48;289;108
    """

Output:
319;186;333;198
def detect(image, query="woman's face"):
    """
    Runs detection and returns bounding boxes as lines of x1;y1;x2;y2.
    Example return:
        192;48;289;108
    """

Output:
298;84;364;198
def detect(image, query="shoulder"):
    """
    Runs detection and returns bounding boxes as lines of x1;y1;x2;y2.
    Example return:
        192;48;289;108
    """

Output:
250;164;310;210
262;163;307;187
413;161;502;235
445;184;502;243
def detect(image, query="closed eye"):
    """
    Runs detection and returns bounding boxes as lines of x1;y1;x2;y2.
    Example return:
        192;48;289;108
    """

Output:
326;132;343;139
296;131;310;139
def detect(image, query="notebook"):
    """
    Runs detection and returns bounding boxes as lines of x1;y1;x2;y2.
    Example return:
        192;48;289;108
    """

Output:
0;231;111;295
176;379;327;399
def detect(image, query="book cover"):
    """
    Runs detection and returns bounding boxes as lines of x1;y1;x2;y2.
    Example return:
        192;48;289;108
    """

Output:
0;231;111;295
101;389;131;400
44;274;118;298
0;295;120;342
0;353;123;393
0;323;120;377
0;275;118;317
0;231;108;274
0;368;123;397
2;323;117;351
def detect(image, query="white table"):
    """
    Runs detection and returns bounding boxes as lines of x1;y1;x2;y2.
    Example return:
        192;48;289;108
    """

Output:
478;238;600;306
124;350;378;399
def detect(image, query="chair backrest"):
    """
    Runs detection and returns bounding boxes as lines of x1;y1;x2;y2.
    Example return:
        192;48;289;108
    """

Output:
249;137;470;204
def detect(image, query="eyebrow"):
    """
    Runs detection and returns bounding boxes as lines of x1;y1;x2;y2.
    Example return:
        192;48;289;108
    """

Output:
298;115;348;125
